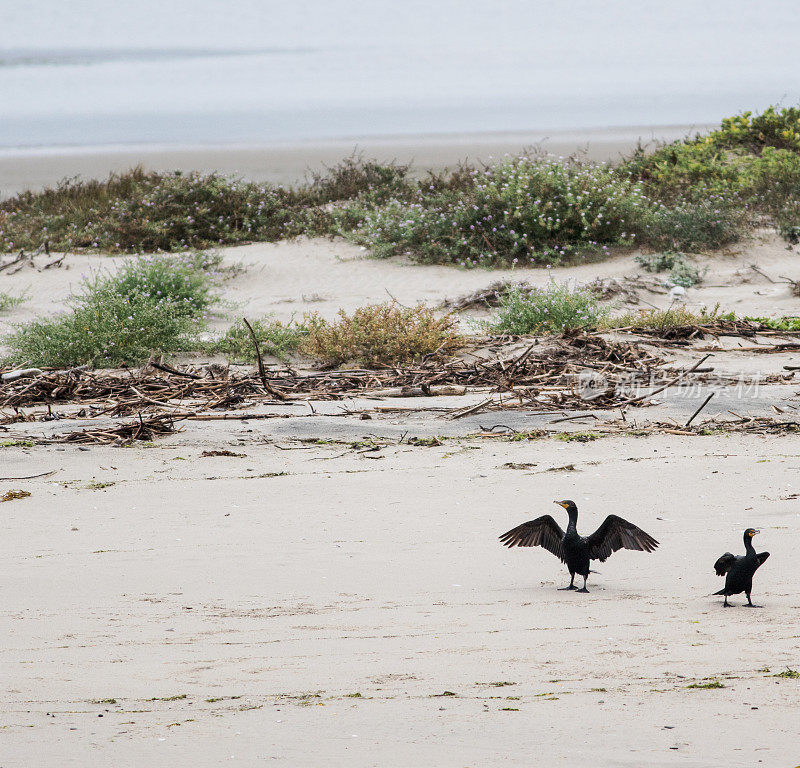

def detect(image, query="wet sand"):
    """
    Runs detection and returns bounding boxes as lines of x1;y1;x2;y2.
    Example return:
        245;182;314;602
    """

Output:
2;431;799;767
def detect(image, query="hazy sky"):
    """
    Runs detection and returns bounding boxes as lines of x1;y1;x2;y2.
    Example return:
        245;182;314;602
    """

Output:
2;1;799;147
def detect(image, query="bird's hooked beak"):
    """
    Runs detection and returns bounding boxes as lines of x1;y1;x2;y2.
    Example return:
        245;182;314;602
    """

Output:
554;500;568;509
750;529;760;537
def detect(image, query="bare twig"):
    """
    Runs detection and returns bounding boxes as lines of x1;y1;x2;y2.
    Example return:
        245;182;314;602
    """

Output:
242;317;286;401
684;392;716;428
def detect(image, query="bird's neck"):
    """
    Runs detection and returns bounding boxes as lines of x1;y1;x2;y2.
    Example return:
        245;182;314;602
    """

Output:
566;512;578;533
744;536;755;554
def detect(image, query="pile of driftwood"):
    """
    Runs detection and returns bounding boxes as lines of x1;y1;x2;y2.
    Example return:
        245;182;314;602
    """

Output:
0;325;794;441
0;334;665;416
59;413;180;445
612;317;800;345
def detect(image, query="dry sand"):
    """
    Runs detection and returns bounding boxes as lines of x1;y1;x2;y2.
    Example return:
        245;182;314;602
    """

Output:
0;200;799;765
0;232;797;339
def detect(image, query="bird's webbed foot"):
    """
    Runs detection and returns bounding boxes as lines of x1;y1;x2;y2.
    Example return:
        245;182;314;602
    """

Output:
576;587;590;593
558;585;578;590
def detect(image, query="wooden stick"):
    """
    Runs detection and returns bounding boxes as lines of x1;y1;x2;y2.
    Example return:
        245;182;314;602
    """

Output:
685;391;715;428
242;317;286;401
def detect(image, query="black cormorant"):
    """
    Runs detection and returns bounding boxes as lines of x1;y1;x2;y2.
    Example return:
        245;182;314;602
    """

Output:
499;500;659;592
713;528;770;607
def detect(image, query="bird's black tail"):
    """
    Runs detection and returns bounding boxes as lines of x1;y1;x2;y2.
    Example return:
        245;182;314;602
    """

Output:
712;588;726;595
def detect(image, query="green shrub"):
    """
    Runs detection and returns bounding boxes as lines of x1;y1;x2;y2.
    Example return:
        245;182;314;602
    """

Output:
625;141;741;200
208;317;308;361
303;156;414;206
638;197;744;251
0;292;25;312
634;252;707;288
4;254;215;367
0;168;300;253
486;283;604;335
342;156;645;266
5;291;198;368
711;106;800;152
96;252;221;317
301;303;463;366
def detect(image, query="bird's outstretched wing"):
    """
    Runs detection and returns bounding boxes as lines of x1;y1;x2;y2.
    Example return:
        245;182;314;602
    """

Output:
586;515;659;562
756;551;770;568
499;515;565;561
714;552;736;576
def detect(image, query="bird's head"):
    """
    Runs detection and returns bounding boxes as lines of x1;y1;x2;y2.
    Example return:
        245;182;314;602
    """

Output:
554;500;578;516
745;528;760;539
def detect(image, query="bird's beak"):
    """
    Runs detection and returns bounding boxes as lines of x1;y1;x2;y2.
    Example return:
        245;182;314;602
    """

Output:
554;500;566;508
752;529;760;536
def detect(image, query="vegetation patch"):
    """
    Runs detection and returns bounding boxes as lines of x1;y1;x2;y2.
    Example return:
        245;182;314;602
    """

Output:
1;489;31;502
685;680;725;689
634;252;707;288
486;283;604;335
5;105;800;260
145;694;188;702
745;316;800;331
604;305;734;331
0;291;26;312
301;302;463;366
4;254;217;367
773;669;800;679
552;431;604;442
206;317;308;361
0;168;300;253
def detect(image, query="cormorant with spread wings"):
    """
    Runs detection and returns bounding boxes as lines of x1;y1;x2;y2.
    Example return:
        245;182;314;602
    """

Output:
713;528;769;607
499;500;659;592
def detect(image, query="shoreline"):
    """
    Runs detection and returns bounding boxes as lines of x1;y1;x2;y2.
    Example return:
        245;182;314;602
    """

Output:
0;124;709;198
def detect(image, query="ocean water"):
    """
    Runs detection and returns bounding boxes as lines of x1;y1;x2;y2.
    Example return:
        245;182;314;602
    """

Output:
1;0;799;149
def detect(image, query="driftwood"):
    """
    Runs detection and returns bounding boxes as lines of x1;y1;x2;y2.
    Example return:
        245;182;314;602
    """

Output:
58;413;181;445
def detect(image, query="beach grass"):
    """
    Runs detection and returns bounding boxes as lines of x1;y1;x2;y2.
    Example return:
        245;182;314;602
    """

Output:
602;305;735;331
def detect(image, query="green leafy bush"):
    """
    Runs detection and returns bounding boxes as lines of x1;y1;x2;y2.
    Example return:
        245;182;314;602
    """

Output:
486;282;604;334
4;254;216;367
342;156;644;266
207;317;308;361
638;197;744;251
5;291;198;368
634;252;707;288
711;106;800;152
744;315;800;331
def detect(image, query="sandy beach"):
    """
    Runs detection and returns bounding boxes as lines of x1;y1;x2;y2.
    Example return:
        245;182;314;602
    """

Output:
3;0;800;762
0;216;799;765
2;429;799;767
